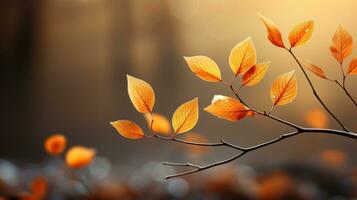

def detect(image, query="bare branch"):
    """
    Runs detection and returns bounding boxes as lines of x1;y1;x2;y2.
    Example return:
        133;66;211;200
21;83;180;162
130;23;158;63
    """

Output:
286;49;350;131
333;79;357;106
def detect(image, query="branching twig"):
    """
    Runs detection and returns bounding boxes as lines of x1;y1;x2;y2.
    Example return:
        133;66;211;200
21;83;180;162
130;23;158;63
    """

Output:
159;82;356;179
286;48;350;131
332;79;357;106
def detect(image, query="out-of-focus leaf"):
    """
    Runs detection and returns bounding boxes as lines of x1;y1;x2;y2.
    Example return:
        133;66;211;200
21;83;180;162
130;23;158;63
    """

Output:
66;146;96;169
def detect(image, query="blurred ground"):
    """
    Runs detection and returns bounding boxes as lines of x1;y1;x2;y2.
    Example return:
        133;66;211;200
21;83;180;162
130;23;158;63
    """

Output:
0;0;356;199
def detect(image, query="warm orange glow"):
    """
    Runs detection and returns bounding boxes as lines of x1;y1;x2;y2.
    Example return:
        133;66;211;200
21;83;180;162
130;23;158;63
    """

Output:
183;132;210;154
65;146;96;169
44;134;67;156
144;113;171;136
305;109;328;128
321;150;346;167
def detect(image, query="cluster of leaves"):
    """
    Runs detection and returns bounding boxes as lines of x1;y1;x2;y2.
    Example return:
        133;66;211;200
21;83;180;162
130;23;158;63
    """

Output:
111;14;318;138
110;13;356;178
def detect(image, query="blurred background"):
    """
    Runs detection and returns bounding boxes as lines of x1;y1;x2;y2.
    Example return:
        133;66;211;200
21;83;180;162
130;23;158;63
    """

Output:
0;0;357;199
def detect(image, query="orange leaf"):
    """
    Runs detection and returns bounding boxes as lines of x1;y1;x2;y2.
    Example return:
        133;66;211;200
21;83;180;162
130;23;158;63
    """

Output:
303;62;328;79
127;75;155;113
184;56;222;82
110;120;145;139
44;134;66;156
229;37;257;76
348;57;357;75
289;20;314;48
258;13;285;48
270;70;298;106
204;95;252;121
65;146;96;169
172;98;199;134
144;113;171;135
330;25;353;62
242;62;270;86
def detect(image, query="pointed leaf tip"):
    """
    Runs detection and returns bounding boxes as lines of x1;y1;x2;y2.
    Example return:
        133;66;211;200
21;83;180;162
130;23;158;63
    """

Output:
127;75;155;113
184;56;222;82
172;98;199;134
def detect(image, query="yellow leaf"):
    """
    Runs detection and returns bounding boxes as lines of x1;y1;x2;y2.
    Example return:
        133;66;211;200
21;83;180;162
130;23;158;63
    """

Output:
348;57;357;75
65;146;96;169
330;25;353;63
258;13;285;48
289;20;314;48
127;75;155;113
110;120;145;139
242;62;270;86
44;134;67;156
229;37;257;76
184;56;222;82
145;113;171;135
172;98;199;134
204;95;252;121
270;70;298;106
303;62;328;79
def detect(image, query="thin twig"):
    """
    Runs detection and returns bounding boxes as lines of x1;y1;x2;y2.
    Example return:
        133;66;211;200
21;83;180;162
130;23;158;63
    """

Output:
160;81;356;179
163;127;357;179
286;48;349;131
332;80;357;106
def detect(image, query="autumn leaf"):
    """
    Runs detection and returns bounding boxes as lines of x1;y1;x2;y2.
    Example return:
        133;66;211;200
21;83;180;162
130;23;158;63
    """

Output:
270;70;298;106
110;120;145;139
172;98;199;134
65;146;96;169
289;20;314;48
44;134;67;155
184;56;222;82
242;62;270;86
229;37;257;76
330;25;353;62
204;95;253;121
348;57;357;75
145;113;171;135
127;75;155;113
258;13;285;48
303;61;328;79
